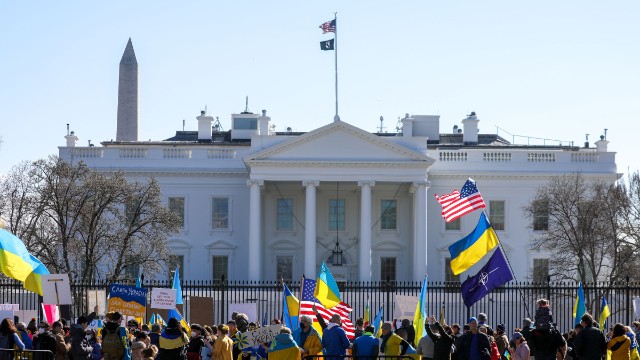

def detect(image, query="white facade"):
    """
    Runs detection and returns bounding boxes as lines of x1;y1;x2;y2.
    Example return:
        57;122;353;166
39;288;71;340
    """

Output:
58;112;618;283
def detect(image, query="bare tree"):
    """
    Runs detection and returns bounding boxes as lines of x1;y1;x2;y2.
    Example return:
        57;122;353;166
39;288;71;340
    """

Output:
0;156;181;284
524;173;632;284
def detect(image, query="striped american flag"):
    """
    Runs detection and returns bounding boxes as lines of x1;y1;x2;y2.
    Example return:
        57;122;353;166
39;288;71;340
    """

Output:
299;278;355;339
435;178;486;222
319;19;336;33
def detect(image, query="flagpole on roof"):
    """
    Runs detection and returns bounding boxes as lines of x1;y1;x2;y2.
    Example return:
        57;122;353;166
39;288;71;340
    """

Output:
333;12;340;122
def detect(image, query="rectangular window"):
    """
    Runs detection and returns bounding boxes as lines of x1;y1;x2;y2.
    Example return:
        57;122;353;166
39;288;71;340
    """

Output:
277;198;294;230
329;199;345;231
380;200;397;230
212;197;229;229
212;256;229;281
276;256;293;282
533;258;549;283
489;200;505;231
233;118;258;130
533;201;549;231
445;258;460;283
168;255;184;280
381;257;396;281
125;200;141;224
124;256;140;281
445;218;461;231
168;197;185;228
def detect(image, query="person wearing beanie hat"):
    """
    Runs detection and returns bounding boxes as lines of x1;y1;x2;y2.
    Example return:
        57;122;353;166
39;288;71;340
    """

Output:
495;324;510;360
455;316;491;360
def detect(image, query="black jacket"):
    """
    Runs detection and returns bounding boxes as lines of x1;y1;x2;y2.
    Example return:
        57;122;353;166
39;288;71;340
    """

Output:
70;324;93;360
574;325;606;360
426;322;456;360
528;328;565;360
455;331;491;360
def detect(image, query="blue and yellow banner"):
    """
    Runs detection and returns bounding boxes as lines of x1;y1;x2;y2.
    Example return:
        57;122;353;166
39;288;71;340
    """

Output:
108;284;147;318
0;229;50;296
448;213;499;275
283;284;299;331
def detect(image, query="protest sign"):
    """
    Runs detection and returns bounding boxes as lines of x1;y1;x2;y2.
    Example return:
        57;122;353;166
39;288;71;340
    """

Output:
107;284;147;318
235;324;282;349
228;303;258;324
151;288;177;309
42;274;73;305
394;294;418;320
0;304;19;323
87;290;106;315
189;297;214;326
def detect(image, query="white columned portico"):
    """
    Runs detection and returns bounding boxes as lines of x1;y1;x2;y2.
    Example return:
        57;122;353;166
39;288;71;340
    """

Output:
358;181;375;281
303;180;320;277
412;181;429;281
247;179;264;280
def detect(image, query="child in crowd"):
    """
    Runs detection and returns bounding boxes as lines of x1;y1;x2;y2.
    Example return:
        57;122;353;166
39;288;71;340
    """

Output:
534;299;553;329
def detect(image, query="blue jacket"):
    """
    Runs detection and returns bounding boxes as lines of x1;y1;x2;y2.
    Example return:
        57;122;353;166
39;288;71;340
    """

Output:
321;323;350;357
352;333;379;359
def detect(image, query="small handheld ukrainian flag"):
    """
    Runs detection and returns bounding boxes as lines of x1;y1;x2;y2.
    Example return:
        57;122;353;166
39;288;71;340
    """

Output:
599;295;610;330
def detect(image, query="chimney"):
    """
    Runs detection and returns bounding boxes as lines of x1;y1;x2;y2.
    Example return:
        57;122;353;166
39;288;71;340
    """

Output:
595;135;609;152
197;111;214;141
462;112;479;145
258;109;271;135
401;113;413;137
65;131;78;147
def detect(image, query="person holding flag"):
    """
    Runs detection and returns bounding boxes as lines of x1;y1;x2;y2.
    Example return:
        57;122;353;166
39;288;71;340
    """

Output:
425;315;456;360
291;315;322;358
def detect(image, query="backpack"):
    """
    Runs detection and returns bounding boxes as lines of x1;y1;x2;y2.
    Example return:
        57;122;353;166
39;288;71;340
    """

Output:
101;328;125;360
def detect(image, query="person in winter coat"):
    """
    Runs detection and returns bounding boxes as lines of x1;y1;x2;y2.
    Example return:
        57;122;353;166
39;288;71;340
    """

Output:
380;322;412;357
86;329;102;360
528;326;566;360
51;321;70;360
490;336;501;360
455;317;492;360
70;316;94;360
213;324;233;360
186;324;205;360
292;315;323;357
320;315;350;359
352;325;380;360
32;321;57;360
16;322;32;350
157;317;189;360
131;332;149;360
574;314;607;360
608;323;631;360
425;316;456;360
495;324;511;360
509;332;530;360
0;318;25;360
100;311;131;360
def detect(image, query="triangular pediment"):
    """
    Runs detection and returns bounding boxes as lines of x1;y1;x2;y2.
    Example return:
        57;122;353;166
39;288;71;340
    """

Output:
245;121;433;163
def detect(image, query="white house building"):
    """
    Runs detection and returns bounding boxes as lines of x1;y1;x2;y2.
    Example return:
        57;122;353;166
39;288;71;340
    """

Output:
58;41;619;283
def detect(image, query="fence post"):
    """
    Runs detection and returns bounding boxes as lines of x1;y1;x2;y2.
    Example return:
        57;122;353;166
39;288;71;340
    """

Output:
220;274;226;324
385;276;391;324
627;275;631;325
546;275;551;301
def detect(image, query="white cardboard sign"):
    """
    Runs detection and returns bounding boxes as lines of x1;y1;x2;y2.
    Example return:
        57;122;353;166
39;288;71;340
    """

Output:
394;294;418;320
228;303;258;324
87;290;107;315
41;274;73;305
151;288;177;309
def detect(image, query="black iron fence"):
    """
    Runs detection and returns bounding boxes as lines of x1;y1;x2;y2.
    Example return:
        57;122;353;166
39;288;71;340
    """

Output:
3;278;640;334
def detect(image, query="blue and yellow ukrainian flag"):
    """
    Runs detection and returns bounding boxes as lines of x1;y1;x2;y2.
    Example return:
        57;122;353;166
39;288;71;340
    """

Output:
156;313;166;326
373;305;384;337
314;261;342;308
448;213;499;275
364;301;370;326
283;284;299;331
167;308;190;333
599;295;611;330
172;267;183;305
269;335;301;360
413;276;428;340
0;229;50;296
573;282;586;326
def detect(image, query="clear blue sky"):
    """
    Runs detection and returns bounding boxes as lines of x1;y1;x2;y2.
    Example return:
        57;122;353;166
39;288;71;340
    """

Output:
1;1;638;175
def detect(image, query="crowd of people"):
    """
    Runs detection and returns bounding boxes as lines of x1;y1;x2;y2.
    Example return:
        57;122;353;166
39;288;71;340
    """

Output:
0;298;638;360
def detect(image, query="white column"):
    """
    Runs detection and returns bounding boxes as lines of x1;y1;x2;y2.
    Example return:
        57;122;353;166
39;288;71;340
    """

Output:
358;181;375;281
412;181;429;281
247;179;264;280
303;181;320;278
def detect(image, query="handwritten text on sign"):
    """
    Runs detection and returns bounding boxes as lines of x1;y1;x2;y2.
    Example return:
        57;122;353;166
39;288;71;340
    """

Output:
150;288;177;310
236;325;282;349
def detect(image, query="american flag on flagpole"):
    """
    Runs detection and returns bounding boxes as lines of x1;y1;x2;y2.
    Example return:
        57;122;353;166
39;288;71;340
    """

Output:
299;278;355;339
435;178;486;222
319;19;336;33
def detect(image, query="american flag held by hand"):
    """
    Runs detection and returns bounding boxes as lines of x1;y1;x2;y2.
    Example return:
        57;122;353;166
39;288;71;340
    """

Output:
299;278;355;339
319;19;336;33
435;178;486;222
